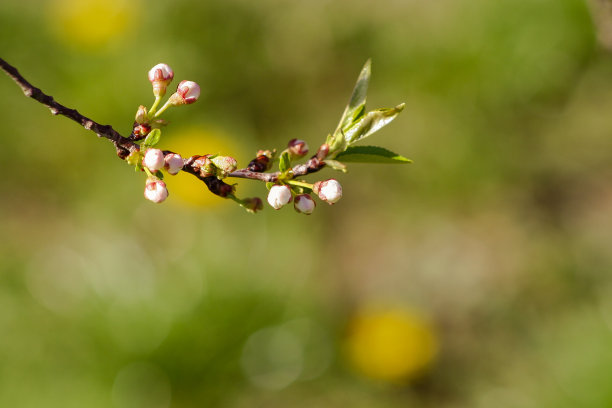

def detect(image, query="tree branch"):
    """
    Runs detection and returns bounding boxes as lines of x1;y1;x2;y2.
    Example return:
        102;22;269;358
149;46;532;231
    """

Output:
0;57;331;201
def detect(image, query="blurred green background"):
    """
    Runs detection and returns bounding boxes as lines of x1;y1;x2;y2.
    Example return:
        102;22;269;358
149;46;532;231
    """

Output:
2;0;612;407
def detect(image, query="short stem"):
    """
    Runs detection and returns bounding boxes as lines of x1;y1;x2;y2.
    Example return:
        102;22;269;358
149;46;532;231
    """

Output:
149;96;162;116
286;180;313;189
144;166;154;178
154;100;172;118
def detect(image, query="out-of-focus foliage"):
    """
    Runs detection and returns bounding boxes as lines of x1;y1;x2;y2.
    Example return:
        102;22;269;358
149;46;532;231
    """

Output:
1;0;612;407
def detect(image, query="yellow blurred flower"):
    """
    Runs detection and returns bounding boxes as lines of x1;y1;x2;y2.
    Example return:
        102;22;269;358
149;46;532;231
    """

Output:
48;0;137;50
344;305;438;383
158;126;245;208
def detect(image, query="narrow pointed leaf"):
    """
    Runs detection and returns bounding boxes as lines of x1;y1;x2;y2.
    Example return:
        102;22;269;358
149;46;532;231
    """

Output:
344;103;405;144
334;145;412;164
324;159;348;173
335;59;371;134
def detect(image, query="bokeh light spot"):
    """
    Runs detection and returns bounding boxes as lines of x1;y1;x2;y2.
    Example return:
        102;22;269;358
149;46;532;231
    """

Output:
344;306;438;383
48;0;137;50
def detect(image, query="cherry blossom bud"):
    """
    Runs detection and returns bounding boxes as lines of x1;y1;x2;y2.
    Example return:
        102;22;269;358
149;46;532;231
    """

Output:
144;178;168;203
267;185;292;210
316;143;330;160
242;197;264;214
211;155;237;178
294;194;316;214
168;80;201;105
313;179;342;204
164;153;183;175
190;155;215;177
148;63;174;98
143;148;165;172
135;105;148;124
287;139;309;158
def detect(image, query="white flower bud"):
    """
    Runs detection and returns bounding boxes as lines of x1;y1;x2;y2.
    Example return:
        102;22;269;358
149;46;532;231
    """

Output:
314;179;342;204
294;194;316;214
144;179;168;204
168;80;201;105
143;148;165;172
135;105;148;124
148;63;174;98
267;185;292;210
164;153;184;175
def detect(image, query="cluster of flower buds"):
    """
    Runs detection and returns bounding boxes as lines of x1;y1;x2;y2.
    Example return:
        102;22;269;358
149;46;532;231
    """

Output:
141;148;185;203
266;178;342;214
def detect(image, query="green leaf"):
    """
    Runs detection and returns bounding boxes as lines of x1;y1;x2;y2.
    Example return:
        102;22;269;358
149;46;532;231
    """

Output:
324;159;348;173
142;128;161;148
279;151;291;173
335;59;371;134
334;145;412;164
344;103;405;144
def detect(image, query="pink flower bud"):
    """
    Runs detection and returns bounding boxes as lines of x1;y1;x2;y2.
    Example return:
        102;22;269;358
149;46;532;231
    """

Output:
148;63;174;97
143;148;165;172
294;194;316;214
164;153;184;175
287;139;309;158
168;80;201;105
267;185;292;210
313;179;342;204
144;179;168;203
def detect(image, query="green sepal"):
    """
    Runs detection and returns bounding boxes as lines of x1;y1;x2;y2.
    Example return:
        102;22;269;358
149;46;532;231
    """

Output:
279;151;291;173
324;159;348;173
155;170;164;180
266;182;275;191
343;103;405;145
334;145;412;164
142;128;161;149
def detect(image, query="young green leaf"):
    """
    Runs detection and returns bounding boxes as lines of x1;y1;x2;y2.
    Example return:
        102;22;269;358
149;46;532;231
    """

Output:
142;128;161;148
334;145;412;164
324;159;348;173
279;151;291;173
335;59;371;135
343;103;405;145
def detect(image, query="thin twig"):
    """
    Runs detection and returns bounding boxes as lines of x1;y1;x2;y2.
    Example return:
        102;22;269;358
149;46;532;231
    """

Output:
0;57;329;199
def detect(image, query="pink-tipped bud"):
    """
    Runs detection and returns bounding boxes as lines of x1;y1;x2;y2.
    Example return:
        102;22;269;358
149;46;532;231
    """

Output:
168;80;201;105
135;105;148;124
242;197;264;214
148;63;174;98
294;194;316;214
287;139;309;158
143;148;165;172
164;153;184;175
267;185;292;210
313;179;342;204
144;178;168;203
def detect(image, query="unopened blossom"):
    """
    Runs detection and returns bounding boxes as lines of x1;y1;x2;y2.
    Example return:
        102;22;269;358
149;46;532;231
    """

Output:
143;148;165;172
148;63;174;97
287;139;309;158
211;155;238;178
294;194;316;214
168;80;201;105
144;178;168;203
164;153;183;175
313;179;342;204
267;185;292;210
242;197;264;214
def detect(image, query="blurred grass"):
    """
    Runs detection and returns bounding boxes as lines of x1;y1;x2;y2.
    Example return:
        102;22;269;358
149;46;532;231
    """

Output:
2;0;612;407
